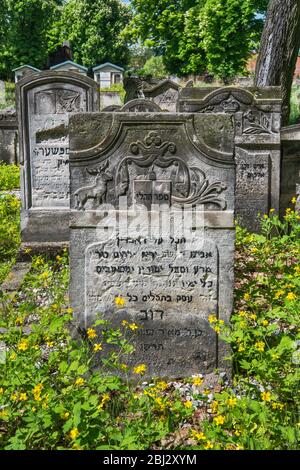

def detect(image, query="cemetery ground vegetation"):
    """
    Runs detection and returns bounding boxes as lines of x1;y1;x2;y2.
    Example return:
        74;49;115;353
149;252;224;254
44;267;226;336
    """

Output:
0;167;299;450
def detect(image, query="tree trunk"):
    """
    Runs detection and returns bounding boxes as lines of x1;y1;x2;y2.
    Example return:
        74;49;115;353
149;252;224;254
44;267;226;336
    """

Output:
255;0;300;125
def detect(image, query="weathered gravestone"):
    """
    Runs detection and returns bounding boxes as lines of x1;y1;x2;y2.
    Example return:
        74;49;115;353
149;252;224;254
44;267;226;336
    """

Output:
0;109;18;165
179;87;282;232
124;77;180;112
280;124;300;216
16;71;98;245
69;112;235;378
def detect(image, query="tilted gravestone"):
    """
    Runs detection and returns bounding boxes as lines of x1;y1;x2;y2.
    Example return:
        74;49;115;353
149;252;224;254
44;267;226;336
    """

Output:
280;124;300;216
69;112;235;378
16;71;98;246
124;77;180;112
179;87;282;232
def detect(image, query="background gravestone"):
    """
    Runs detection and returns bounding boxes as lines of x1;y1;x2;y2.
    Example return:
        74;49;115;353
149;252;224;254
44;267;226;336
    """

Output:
280;124;300;216
0;108;18;165
16;71;98;246
69;112;235;378
179;87;282;232
124;77;180;112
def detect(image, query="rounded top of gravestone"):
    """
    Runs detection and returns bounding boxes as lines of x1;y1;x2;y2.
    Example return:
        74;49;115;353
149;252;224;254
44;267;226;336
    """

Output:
121;99;162;113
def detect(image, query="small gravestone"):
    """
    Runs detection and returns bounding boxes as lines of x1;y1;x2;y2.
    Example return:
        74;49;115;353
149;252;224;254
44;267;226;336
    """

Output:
121;99;162;113
124;77;180;112
0;108;18;164
69;112;235;378
16;71;98;245
179;87;282;232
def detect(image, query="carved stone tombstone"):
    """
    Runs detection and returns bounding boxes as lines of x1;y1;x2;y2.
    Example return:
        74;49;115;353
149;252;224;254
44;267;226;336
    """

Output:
179;87;282;232
281;125;300;216
0;109;18;164
124;77;180;112
69;112;235;378
16;71;98;245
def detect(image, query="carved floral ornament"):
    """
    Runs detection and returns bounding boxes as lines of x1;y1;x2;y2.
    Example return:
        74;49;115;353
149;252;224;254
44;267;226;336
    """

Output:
198;90;278;135
116;131;227;209
74;131;227;210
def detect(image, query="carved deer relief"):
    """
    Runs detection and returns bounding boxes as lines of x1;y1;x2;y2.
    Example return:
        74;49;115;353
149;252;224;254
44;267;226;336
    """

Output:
74;162;112;210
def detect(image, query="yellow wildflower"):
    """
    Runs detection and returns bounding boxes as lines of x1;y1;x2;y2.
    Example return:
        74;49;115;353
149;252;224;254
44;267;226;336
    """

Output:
286;292;296;301
291;197;297;204
269;208;275;213
15;317;23;325
69;428;79;440
243;293;250;301
286;208;292;214
75;377;85;387
272;402;284;410
263;214;268;219
52;304;59;310
128;323;139;331
0;388;3;394
227;397;237;408
156;381;168;390
262;320;269;327
250;314;257;321
204;441;213;450
238;310;247;317
133;364;147;375
66;307;73;314
120;363;128;371
214;326;221;334
19;393;28;401
275;290;284;299
46;341;54;348
203;389;210;395
63;412;70;419
115;296;125;307
211;401;219;413
191;430;206;441
0;410;8;419
255;341;265;352
93;343;103;352
10;352;17;360
251;247;258;253
214;415;225;426
31;407;36;412
208;315;217;324
184;400;193;409
234;430;241;437
87;328;97;339
56;255;62;262
238;345;245;352
261;391;271;402
193;377;204;386
72;444;82;450
18;340;29;351
271;353;279;361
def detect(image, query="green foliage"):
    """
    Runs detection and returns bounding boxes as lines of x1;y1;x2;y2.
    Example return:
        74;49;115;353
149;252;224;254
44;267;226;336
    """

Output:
0;163;20;190
142;56;167;77
0;1;62;79
0;253;193;450
101;83;126;104
60;0;131;69
126;0;268;78
0;194;20;282
289;85;300;125
199;0;263;81
0;191;299;450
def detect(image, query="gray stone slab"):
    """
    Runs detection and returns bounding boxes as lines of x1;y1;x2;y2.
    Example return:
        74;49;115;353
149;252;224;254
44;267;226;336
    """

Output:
16;71;99;245
1;262;31;292
179;87;282;231
69;112;235;378
0;109;18;164
281;124;300;216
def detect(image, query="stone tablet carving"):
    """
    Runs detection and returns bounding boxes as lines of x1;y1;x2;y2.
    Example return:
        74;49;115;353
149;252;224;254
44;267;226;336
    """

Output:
69;112;235;378
179;87;282;231
124;77;180;112
16;71;98;244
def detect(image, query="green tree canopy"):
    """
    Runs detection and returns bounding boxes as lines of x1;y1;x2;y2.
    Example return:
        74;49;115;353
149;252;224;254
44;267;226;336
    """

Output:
0;0;62;79
125;0;269;79
60;0;131;69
